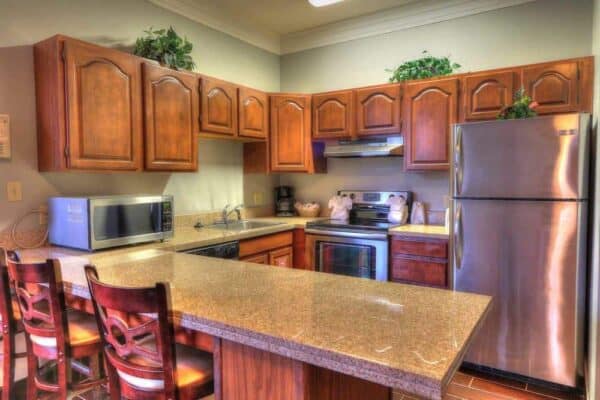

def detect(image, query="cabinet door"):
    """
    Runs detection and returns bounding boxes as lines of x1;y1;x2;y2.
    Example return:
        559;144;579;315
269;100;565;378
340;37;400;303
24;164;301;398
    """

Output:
201;77;238;136
463;71;514;121
239;87;268;139
522;61;579;114
143;63;199;171
63;39;142;170
312;90;354;139
355;84;401;136
269;246;293;268
404;78;458;171
242;253;269;264
270;95;312;172
390;257;447;288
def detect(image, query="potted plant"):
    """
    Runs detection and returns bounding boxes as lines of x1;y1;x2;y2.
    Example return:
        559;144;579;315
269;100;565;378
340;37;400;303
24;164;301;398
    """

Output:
134;27;195;71
497;88;538;119
386;50;460;82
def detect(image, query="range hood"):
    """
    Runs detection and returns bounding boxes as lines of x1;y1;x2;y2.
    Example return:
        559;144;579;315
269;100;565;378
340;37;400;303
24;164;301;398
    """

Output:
323;136;403;158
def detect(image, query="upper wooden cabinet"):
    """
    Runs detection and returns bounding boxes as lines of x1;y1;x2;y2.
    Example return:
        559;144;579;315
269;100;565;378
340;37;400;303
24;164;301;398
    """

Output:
143;63;199;171
239;87;269;140
312;90;354;139
270;94;313;172
35;36;143;171
403;78;458;171
522;60;580;114
462;71;515;121
355;84;402;137
200;77;238;136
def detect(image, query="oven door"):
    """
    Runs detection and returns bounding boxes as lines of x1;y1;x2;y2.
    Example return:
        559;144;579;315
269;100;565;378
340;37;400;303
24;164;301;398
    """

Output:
305;232;388;281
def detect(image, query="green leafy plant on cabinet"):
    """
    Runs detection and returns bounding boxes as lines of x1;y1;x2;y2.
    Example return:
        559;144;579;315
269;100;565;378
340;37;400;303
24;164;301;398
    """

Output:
497;88;538;119
134;27;195;70
386;51;461;82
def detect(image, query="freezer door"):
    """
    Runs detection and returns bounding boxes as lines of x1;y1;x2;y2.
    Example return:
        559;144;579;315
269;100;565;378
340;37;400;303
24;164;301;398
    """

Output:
452;199;586;386
453;114;589;199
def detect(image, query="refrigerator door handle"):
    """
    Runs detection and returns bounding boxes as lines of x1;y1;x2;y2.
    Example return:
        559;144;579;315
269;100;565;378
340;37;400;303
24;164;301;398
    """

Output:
454;127;464;196
454;202;463;269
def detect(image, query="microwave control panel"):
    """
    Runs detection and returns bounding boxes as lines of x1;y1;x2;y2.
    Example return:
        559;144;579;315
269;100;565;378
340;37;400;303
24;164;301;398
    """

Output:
161;201;173;232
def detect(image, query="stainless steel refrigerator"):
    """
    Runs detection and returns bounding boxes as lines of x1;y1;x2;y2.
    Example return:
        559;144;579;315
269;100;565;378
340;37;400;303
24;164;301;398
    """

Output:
451;113;590;387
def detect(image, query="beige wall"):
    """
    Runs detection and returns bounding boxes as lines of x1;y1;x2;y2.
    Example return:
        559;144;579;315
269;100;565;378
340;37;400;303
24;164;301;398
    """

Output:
279;0;593;213
0;0;280;231
588;0;600;398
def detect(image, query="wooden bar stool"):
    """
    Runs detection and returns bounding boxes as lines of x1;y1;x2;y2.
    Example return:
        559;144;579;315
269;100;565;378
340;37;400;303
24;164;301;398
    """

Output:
84;265;214;400
5;252;105;399
0;250;28;400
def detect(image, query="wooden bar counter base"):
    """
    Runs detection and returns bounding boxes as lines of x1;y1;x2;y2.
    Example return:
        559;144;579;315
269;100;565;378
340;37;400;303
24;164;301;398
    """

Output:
20;248;492;400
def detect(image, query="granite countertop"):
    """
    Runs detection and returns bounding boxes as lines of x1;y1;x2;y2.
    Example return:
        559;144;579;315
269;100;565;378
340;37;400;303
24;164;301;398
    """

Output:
20;249;490;399
389;224;450;240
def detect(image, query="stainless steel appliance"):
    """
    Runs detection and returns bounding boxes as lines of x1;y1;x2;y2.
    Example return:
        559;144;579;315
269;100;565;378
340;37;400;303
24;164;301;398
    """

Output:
48;195;174;251
306;190;412;281
451;113;590;387
275;186;295;217
181;241;239;259
323;136;403;158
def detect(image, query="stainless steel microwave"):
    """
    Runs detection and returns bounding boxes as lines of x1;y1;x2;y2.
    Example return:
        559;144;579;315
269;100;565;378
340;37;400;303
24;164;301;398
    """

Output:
48;195;174;251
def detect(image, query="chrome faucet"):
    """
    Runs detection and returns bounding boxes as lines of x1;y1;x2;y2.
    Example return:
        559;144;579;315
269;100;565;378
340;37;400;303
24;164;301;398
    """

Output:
220;204;244;224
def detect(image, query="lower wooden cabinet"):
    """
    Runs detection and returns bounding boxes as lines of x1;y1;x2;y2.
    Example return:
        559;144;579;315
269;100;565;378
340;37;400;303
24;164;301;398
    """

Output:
389;236;449;288
240;231;294;268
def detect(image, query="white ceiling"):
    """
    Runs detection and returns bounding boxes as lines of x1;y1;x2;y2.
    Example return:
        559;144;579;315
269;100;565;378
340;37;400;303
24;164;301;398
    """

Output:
149;0;536;54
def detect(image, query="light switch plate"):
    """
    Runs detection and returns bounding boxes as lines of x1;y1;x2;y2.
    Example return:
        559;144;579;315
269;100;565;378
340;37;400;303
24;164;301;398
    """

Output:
7;181;22;202
0;114;10;160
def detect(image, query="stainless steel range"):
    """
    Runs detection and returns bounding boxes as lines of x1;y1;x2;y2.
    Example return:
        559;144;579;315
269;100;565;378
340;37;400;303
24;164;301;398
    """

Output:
305;190;412;281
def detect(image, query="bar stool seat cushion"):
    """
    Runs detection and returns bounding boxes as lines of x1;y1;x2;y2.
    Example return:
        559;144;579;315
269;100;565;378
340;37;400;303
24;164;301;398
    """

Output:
117;342;213;390
29;309;100;348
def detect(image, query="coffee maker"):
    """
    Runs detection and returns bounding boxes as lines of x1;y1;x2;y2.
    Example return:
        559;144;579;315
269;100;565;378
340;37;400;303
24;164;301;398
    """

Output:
275;186;295;217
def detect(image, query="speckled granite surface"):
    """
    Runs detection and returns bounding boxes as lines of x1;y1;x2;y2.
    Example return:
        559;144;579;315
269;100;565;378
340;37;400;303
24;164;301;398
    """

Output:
21;248;490;399
389;224;450;240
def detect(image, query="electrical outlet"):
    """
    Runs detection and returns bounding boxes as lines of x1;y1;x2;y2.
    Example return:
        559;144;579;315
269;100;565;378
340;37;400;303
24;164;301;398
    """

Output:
6;181;22;202
253;192;264;206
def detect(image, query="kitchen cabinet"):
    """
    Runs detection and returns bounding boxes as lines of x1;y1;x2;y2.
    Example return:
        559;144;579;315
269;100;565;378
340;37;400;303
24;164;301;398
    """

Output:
355;84;402;137
240;231;294;268
292;228;307;269
239;87;269;140
403;78;458;171
35;35;143;171
522;60;580;114
270;94;324;173
143;62;199;171
462;71;515;121
312;90;354;139
389;236;449;288
200;77;238;136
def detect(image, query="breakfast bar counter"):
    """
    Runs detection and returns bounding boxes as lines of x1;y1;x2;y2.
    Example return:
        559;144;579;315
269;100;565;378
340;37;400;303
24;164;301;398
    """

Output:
20;248;490;400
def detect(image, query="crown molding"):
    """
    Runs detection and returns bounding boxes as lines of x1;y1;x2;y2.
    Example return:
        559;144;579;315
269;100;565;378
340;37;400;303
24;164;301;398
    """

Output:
148;0;281;54
149;0;536;56
281;0;537;54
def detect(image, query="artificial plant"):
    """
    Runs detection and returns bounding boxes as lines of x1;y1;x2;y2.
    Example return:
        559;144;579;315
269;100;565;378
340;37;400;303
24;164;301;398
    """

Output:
134;27;195;70
497;88;538;119
386;51;460;82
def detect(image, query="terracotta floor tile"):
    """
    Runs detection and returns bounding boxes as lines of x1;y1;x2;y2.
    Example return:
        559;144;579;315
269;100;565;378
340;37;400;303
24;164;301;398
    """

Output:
447;382;513;400
470;377;553;400
525;382;585;400
461;367;527;390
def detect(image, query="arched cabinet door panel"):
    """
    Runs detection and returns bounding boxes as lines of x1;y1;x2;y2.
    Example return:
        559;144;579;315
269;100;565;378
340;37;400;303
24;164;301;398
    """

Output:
463;71;514;121
143;63;198;171
63;39;143;170
522;61;579;114
355;84;402;136
201;77;238;136
404;78;458;171
270;95;313;172
312;90;354;139
239;87;268;140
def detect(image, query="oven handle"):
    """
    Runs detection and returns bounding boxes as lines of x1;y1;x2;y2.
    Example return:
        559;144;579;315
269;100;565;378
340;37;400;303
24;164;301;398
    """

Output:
305;229;388;241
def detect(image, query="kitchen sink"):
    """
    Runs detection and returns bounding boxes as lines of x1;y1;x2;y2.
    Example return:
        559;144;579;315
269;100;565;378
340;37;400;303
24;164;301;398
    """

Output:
206;220;285;231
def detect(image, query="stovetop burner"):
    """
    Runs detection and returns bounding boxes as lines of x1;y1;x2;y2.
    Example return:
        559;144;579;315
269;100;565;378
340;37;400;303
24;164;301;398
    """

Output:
306;218;398;232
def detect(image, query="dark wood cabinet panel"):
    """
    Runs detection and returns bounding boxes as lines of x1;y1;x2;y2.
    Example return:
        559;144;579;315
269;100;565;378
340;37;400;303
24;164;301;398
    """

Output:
239;231;293;258
292;228;308;270
270;94;313;172
143;63;198;171
403;78;457;171
391;238;448;259
63;39;143;170
239;87;268;139
269;246;293;268
355;84;402;136
522;61;579;114
200;77;238;136
312;90;354;139
390;257;447;288
463;71;515;121
241;253;269;264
